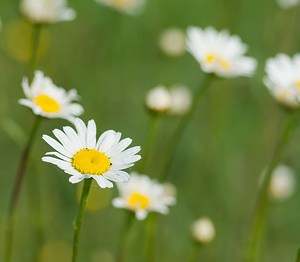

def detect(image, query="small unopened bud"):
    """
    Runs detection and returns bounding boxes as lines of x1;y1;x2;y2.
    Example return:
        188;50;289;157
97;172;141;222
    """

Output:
145;86;171;114
191;217;215;244
159;28;186;57
169;85;192;115
269;165;295;201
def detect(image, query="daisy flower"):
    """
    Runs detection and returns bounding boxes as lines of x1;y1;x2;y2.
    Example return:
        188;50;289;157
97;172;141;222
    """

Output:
264;54;300;108
19;71;83;121
42;118;141;188
112;173;176;220
21;0;76;24
95;0;145;15
186;26;257;78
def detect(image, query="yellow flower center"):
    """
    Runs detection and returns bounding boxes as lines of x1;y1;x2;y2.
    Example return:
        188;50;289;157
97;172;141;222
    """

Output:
295;81;300;91
127;192;150;209
72;149;111;175
205;54;231;70
34;94;61;113
205;54;217;63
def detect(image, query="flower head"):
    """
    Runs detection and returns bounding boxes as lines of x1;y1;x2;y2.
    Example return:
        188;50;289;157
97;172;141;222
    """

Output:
112;173;176;220
95;0;145;15
264;54;300;108
20;0;76;23
191;217;215;244
269;164;295;201
159;28;186;57
169;84;192;115
277;0;299;9
145;86;172;114
19;71;83;121
186;26;257;78
42;118;141;188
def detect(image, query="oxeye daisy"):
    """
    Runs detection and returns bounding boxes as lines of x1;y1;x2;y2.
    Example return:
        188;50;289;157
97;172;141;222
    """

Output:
264;53;300;108
19;70;83;121
186;26;257;78
95;0;145;15
42;118;141;188
20;0;76;24
112;173;176;220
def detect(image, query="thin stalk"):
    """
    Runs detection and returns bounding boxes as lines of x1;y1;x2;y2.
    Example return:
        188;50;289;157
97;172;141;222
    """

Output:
244;111;299;262
296;247;300;262
161;74;214;180
5;116;42;262
138;114;159;173
145;214;156;262
72;178;93;262
190;242;202;262
28;23;42;76
117;211;135;262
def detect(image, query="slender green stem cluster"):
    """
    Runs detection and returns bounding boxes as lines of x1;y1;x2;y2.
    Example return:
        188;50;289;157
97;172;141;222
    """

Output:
244;111;299;262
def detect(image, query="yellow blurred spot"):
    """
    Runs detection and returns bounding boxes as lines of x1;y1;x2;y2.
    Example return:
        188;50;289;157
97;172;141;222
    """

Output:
4;19;49;63
77;181;112;212
295;81;300;91
38;241;71;262
127;192;150;209
205;54;216;63
220;59;231;70
34;94;61;113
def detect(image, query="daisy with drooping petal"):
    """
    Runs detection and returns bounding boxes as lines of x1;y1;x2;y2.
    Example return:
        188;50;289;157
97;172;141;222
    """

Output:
19;71;83;121
112;173;176;220
264;53;300;108
42;118;141;188
95;0;145;15
21;0;76;24
186;26;257;78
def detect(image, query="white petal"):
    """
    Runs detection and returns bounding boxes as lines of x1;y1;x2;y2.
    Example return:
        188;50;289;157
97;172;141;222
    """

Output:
69;175;85;184
92;175;113;188
42;135;73;157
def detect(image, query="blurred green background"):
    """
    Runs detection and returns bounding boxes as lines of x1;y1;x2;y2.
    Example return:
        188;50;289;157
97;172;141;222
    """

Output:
1;0;300;261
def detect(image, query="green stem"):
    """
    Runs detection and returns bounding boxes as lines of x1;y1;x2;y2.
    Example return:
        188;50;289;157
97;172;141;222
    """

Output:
296;247;300;262
5;116;42;262
28;23;42;76
161;74;214;180
138;114;159;173
145;214;156;262
244;111;299;262
190;242;202;262
72;178;93;262
117;211;135;262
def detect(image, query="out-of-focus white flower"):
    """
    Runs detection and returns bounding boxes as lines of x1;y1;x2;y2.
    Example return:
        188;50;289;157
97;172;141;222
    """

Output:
159;28;186;57
145;86;172;114
95;0;145;15
186;26;257;78
169;84;192;115
269;165;295;201
20;0;76;23
42;118;141;188
191;217;215;244
277;0;300;9
112;173;176;220
19;70;83;121
264;54;300;108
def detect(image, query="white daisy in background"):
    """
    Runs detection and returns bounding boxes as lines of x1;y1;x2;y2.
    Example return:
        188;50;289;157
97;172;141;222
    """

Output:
95;0;145;15
186;26;257;78
42;118;141;188
169;84;192;115
112;173;176;220
264;54;300;108
19;71;83;121
277;0;300;9
159;28;186;57
145;86;172;114
269;165;296;201
20;0;76;24
191;217;215;244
